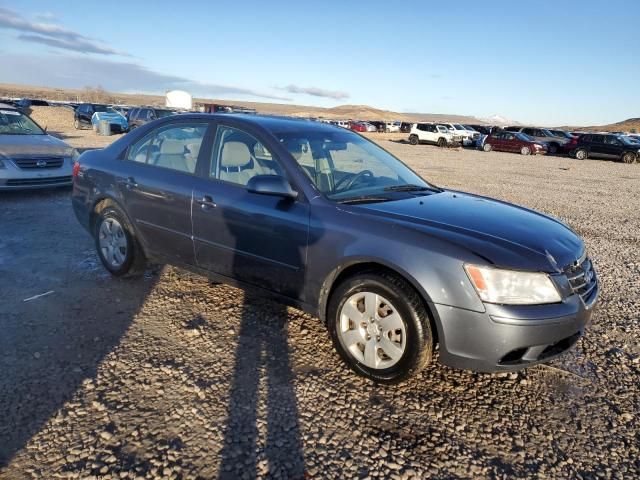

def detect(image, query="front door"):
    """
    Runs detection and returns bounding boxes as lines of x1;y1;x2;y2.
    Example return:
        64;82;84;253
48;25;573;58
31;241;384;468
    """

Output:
118;121;210;264
191;123;309;300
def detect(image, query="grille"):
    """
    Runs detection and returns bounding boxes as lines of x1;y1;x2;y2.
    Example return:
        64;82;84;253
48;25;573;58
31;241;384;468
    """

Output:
6;175;71;186
564;257;597;302
12;157;65;169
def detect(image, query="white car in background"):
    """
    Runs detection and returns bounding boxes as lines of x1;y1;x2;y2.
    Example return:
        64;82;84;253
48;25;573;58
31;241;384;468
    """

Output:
0;103;79;190
439;123;479;147
385;121;401;133
408;123;463;147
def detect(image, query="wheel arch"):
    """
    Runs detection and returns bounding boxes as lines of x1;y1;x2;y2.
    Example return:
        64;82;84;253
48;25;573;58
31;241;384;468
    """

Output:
90;196;139;243
318;259;441;344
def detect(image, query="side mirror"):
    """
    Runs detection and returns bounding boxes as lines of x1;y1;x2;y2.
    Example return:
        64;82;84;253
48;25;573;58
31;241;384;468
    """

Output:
247;175;298;199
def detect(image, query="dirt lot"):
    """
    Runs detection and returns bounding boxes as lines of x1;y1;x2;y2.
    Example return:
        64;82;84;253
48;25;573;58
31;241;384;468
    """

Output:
0;134;639;480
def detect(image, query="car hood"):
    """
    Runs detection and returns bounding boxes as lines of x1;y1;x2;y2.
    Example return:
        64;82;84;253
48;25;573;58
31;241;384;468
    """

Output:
0;134;73;157
359;191;584;272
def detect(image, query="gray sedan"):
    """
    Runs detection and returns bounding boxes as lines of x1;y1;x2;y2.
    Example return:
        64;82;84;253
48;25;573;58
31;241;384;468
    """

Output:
72;114;598;383
0;104;78;190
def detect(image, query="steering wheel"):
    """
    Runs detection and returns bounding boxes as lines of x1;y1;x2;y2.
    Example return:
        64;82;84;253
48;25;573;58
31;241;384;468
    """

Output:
334;169;374;193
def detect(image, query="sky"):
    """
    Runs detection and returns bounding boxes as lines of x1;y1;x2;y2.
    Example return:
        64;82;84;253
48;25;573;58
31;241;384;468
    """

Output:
0;0;639;126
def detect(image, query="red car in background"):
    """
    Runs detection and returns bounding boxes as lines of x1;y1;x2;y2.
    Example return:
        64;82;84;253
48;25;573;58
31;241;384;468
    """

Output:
482;131;547;155
350;122;367;132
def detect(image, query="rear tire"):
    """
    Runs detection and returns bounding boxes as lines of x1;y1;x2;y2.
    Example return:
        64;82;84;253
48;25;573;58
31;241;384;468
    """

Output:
94;205;146;277
483;143;492;152
622;152;637;164
575;148;588;160
409;135;419;146
328;272;433;384
74;119;80;130
520;146;531;155
437;138;447;148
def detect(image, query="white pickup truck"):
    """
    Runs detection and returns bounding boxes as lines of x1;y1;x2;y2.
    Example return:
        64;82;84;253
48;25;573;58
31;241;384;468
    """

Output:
409;123;463;147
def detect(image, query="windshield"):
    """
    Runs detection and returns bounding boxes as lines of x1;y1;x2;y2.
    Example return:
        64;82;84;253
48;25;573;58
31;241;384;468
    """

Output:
92;105;110;113
95;107;120;115
464;125;477;132
453;124;465;130
276;129;435;202
551;129;573;139
516;133;533;141
155;109;175;118
0;109;45;135
541;128;556;137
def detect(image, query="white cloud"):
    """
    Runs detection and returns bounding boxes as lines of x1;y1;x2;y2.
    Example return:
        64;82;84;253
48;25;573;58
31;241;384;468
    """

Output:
280;84;349;100
0;7;129;56
0;53;292;102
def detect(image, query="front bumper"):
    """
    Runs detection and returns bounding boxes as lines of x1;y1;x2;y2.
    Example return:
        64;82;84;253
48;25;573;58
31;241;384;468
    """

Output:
0;157;73;190
434;283;598;372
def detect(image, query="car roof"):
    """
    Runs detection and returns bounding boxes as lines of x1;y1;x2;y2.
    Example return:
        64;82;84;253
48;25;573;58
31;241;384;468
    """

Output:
0;102;19;110
170;114;346;134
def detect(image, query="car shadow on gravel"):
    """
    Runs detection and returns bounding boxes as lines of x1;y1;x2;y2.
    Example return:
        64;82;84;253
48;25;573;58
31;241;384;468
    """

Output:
0;188;162;468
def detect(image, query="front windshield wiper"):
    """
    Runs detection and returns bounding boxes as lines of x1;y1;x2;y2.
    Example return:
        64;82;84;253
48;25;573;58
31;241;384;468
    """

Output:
383;184;443;193
337;196;394;205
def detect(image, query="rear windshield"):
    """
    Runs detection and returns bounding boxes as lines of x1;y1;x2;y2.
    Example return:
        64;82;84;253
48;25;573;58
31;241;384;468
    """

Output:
155;110;175;118
0;109;45;135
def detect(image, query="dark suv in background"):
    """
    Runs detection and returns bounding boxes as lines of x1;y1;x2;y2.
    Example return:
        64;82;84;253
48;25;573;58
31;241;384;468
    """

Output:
572;134;639;163
127;107;176;129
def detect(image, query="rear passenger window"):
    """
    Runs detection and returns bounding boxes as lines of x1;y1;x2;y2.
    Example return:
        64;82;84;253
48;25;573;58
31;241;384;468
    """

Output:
125;123;207;174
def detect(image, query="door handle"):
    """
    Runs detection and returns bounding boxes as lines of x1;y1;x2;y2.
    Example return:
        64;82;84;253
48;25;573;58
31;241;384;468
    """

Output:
197;195;216;210
124;177;138;190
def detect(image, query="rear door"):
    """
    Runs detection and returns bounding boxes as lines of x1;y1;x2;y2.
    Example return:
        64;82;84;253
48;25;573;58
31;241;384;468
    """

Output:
602;135;623;159
589;135;607;158
191;122;310;299
78;105;93;124
118;120;211;264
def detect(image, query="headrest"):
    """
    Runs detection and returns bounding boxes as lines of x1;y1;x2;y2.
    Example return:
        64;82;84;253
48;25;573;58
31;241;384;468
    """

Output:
221;141;251;167
187;142;201;158
160;140;185;155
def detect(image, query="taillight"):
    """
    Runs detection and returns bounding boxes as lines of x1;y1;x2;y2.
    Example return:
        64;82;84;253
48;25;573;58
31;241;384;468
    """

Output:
72;162;81;178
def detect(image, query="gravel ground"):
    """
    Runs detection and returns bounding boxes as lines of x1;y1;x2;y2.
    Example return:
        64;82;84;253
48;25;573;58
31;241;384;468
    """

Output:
0;136;639;480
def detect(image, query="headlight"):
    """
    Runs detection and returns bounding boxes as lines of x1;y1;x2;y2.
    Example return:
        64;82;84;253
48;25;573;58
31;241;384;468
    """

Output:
71;148;80;163
464;264;561;305
0;154;7;169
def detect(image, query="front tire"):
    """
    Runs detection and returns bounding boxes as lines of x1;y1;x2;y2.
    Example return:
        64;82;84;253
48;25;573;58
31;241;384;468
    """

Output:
328;272;433;384
483;143;492;152
520;146;531;155
548;143;559;154
74;119;80;130
575;148;588;160
94;206;146;277
622;152;637;164
409;135;419;146
437;138;447;148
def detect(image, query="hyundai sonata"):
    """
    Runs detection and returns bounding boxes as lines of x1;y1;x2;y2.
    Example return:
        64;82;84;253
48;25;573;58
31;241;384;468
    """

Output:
72;114;598;383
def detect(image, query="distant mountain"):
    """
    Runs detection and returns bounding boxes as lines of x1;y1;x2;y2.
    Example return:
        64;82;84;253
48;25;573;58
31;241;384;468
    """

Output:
559;117;640;133
479;114;520;126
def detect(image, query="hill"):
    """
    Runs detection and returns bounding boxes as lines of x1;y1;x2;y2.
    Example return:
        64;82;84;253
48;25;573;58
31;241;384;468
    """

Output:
0;83;487;124
558;118;640;133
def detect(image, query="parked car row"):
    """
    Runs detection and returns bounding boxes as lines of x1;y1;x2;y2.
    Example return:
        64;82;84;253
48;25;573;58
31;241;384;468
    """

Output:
73;103;179;134
407;121;639;163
